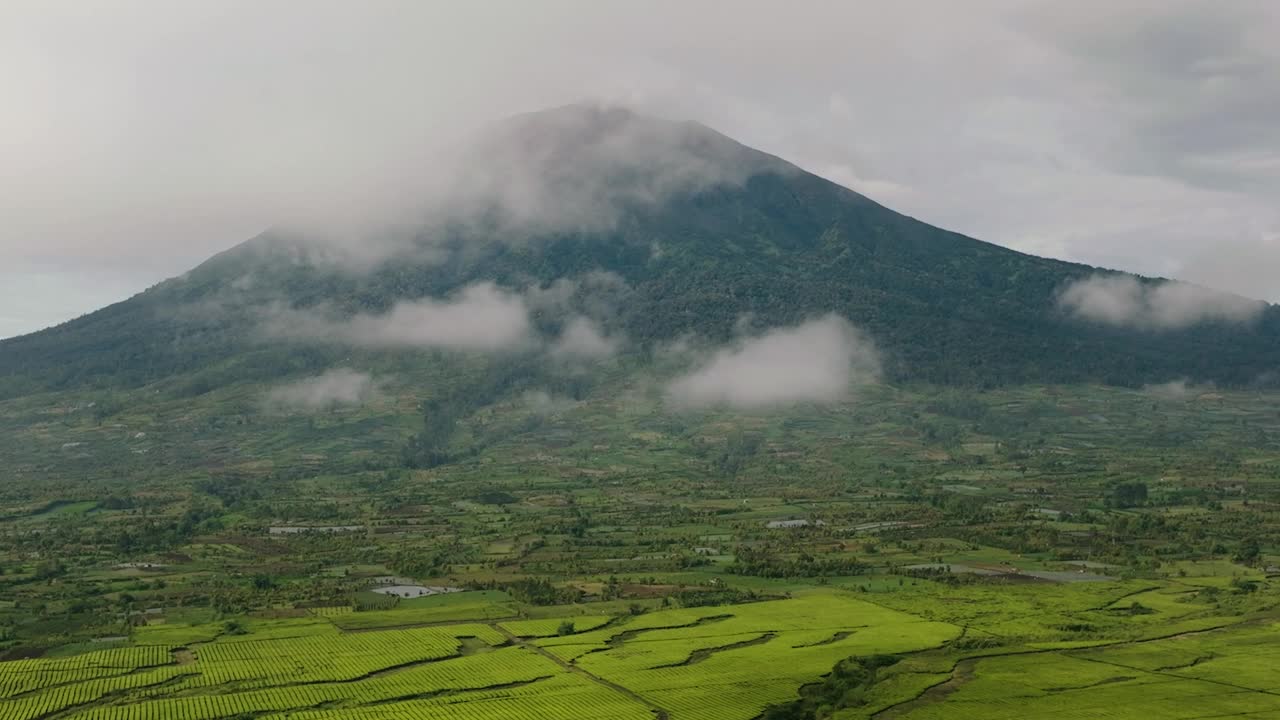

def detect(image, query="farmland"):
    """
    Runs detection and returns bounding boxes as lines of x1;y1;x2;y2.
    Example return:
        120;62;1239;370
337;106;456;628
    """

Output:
1;382;1278;717
0;583;1267;720
1;583;1275;719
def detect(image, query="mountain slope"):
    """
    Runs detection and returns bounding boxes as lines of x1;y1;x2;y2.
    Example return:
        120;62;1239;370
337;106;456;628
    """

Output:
2;104;1277;399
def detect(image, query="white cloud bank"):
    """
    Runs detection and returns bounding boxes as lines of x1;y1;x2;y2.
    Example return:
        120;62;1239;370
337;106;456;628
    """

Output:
549;315;621;360
665;315;880;410
257;276;635;368
265;368;377;412
1058;275;1265;330
266;282;531;352
522;390;579;416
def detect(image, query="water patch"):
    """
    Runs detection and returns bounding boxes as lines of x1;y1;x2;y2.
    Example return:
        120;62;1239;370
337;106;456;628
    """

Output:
369;585;462;598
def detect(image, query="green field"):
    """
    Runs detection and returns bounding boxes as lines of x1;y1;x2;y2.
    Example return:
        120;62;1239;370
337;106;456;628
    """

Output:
0;592;926;719
1;382;1278;717
1;585;1275;720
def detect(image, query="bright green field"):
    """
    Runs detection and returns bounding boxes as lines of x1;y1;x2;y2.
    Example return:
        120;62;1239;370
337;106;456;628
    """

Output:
0;592;954;720
883;622;1280;720
1;586;1275;720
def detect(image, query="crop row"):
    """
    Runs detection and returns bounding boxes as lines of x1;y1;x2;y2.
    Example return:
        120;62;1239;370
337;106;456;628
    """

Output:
0;646;177;699
498;615;614;638
0;667;189;720
143;624;505;692
67;647;561;720
259;674;655;720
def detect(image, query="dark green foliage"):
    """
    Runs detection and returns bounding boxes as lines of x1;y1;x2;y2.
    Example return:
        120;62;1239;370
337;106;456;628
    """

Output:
475;578;583;606
32;560;67;581
197;477;261;510
1234;537;1262;565
704;431;763;479
472;490;517;506
673;587;765;607
353;592;399;612
1110;482;1150;508
1231;578;1260;594
729;546;868;578
401;393;470;469
390;547;455;578
400;356;578;469
761;654;901;719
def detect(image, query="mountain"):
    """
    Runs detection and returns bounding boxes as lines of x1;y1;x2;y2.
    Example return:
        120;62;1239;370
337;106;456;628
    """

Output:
2;103;1278;400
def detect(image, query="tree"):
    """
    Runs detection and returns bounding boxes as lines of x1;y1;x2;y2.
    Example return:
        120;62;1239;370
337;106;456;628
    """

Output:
1110;482;1148;508
1234;537;1261;566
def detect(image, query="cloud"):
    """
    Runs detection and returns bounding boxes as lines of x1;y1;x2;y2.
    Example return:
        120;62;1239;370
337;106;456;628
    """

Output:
1021;1;1280;194
6;2;1280;338
440;104;781;237
245;107;776;273
523;390;578;415
1142;378;1213;401
527;271;632;361
1058;274;1265;330
664;315;880;410
265;282;531;351
549;316;620;360
264;368;377;412
256;275;632;361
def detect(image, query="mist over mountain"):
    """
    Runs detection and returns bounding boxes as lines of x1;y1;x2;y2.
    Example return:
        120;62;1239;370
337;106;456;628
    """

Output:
2;104;1277;401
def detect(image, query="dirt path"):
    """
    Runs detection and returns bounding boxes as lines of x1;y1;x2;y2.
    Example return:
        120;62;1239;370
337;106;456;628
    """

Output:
493;624;671;720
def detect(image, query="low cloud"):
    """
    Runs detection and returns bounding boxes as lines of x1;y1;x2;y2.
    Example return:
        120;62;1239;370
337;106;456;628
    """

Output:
1142;379;1213;401
1058;274;1265;330
264;282;531;352
256;275;635;365
664;315;880;410
523;390;579;416
257;106;778;274
446;104;781;237
549;316;621;360
265;368;377;412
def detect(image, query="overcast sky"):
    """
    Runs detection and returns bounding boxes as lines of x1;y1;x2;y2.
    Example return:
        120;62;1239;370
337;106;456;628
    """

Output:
3;0;1279;338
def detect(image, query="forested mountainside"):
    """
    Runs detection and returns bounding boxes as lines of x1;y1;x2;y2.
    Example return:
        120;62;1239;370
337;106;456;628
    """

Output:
2;105;1277;400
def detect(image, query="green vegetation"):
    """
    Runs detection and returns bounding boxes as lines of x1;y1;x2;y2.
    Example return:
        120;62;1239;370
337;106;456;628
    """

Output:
0;378;1277;718
1;108;1277;717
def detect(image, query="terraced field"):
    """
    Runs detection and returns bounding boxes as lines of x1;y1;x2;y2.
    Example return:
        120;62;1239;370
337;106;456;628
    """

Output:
884;622;1280;720
5;587;1273;720
0;592;959;720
